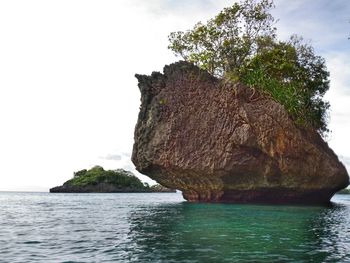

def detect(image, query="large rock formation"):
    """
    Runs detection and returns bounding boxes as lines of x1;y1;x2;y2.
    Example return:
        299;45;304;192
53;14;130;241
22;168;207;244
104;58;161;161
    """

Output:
132;61;349;204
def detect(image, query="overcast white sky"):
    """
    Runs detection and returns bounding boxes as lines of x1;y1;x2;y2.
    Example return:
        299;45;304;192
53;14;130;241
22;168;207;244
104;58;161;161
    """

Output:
0;0;349;191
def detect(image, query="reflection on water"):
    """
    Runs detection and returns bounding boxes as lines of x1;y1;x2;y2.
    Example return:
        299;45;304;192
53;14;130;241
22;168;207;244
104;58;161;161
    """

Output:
311;202;350;262
127;197;350;262
0;192;349;262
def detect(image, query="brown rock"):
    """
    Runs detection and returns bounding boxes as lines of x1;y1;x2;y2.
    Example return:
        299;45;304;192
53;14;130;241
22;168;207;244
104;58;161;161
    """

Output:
132;61;349;204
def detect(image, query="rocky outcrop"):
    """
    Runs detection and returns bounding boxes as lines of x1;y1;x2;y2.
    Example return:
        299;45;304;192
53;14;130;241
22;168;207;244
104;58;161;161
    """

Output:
132;61;349;204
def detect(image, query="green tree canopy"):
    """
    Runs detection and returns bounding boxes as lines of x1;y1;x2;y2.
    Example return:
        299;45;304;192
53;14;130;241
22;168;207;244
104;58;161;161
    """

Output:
66;166;145;189
168;0;330;135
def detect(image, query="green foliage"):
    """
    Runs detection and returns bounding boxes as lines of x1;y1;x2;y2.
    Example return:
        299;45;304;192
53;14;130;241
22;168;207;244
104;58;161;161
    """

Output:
65;166;145;190
168;0;330;135
337;188;350;194
240;36;330;133
169;0;275;77
74;169;87;178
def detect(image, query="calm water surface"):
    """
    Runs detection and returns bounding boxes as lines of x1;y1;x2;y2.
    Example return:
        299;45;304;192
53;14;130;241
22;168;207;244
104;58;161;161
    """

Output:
0;192;350;262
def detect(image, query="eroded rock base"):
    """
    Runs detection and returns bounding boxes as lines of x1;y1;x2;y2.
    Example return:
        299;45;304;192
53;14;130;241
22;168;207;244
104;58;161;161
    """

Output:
182;188;335;205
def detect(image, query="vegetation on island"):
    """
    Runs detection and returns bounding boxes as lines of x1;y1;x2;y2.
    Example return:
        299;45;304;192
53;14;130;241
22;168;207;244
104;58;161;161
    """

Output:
50;166;176;193
66;166;145;189
168;0;330;136
337;188;350;194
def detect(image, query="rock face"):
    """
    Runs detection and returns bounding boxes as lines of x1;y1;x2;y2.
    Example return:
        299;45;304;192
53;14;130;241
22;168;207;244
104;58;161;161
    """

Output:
132;61;349;204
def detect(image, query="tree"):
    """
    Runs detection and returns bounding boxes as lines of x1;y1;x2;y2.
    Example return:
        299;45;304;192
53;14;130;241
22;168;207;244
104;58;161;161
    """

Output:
74;169;87;177
168;0;330;135
240;35;330;133
168;0;276;77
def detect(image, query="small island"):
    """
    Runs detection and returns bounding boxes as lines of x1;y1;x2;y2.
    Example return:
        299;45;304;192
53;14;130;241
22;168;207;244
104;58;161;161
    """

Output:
50;166;176;193
337;189;350;195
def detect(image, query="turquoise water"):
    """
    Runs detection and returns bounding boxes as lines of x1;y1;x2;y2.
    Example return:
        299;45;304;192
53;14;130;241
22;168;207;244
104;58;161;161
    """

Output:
0;192;350;262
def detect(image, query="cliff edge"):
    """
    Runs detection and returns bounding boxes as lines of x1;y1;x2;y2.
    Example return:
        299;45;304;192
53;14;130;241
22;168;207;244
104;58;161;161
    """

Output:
132;61;349;204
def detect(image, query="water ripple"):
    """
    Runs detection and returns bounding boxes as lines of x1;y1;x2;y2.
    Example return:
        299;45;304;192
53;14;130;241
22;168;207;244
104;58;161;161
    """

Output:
0;192;350;262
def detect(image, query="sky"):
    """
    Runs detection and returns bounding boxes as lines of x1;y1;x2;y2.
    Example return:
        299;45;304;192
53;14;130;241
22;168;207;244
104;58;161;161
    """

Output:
0;0;349;191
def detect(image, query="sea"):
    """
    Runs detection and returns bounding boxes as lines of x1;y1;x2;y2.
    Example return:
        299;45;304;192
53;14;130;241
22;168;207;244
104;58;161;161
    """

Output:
1;192;350;263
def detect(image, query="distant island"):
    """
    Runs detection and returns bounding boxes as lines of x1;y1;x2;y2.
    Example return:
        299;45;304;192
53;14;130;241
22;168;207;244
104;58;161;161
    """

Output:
50;166;176;193
337;189;350;194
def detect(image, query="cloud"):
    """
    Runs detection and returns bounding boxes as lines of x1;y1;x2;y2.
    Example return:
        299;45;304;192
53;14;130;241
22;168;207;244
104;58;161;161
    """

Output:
129;0;232;16
339;155;350;168
323;52;350;141
123;0;234;33
100;154;122;161
274;0;350;50
320;52;350;167
100;151;133;161
325;52;350;96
